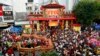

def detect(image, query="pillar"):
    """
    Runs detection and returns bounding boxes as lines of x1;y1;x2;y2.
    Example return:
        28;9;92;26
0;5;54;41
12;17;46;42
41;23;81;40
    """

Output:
43;21;46;32
61;20;64;30
65;20;68;29
37;21;40;31
71;20;73;28
31;21;34;33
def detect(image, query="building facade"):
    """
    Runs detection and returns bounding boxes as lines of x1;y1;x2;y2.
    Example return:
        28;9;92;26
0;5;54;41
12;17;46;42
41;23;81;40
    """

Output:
0;3;14;27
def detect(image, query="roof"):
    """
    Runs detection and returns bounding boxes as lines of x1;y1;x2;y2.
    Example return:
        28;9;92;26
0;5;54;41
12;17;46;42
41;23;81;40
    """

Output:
72;24;81;26
0;3;10;6
28;14;43;17
28;16;76;21
41;4;65;9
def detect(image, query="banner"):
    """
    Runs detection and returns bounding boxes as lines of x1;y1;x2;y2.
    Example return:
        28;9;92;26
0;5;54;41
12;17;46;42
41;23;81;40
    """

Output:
0;6;3;16
45;9;60;18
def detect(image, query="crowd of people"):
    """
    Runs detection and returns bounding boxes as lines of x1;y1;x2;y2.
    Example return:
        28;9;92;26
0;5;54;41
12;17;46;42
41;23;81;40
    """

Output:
51;28;100;56
0;26;100;56
0;30;52;56
0;31;20;56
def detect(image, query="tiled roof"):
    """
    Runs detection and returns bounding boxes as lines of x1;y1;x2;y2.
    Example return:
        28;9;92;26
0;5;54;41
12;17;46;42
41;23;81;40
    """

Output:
41;4;65;8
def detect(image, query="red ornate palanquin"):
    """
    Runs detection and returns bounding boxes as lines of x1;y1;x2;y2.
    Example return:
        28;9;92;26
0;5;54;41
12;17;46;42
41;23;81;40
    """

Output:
17;34;53;53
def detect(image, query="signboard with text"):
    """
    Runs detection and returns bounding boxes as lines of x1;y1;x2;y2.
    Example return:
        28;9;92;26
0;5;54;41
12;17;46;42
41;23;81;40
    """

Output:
3;11;13;20
45;9;61;18
3;11;14;22
2;6;14;22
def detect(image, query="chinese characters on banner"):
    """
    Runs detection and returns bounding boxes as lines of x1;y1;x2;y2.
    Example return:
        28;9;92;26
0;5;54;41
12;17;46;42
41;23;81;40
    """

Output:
45;9;60;18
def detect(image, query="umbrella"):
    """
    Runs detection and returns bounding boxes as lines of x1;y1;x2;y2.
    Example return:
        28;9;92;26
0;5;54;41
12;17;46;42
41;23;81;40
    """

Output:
10;26;22;33
89;38;97;43
95;24;100;30
96;41;100;46
89;38;100;46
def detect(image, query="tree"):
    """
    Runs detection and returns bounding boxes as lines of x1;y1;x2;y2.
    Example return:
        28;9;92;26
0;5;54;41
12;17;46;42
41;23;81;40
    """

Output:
94;1;100;23
73;0;100;26
96;1;100;19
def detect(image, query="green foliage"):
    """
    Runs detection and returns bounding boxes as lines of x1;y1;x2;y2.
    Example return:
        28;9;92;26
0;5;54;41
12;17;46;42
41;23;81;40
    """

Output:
73;0;100;26
41;51;58;56
95;1;100;19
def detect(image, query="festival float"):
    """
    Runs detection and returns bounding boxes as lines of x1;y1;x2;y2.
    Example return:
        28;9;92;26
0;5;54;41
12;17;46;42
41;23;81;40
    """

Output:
28;0;76;32
17;34;53;55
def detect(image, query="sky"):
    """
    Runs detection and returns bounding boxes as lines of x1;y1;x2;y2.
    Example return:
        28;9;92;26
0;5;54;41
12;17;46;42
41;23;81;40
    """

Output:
0;0;75;12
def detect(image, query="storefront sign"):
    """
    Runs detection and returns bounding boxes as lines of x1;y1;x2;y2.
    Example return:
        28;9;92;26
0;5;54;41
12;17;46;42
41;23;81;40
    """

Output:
2;6;13;22
45;9;60;18
3;11;13;22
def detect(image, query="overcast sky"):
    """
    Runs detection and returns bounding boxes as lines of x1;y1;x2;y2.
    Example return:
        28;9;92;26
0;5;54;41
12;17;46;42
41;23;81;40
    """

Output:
0;0;74;12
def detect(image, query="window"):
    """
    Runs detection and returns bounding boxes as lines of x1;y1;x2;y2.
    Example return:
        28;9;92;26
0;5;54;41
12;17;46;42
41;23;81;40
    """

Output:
27;7;32;10
3;6;12;11
28;0;33;2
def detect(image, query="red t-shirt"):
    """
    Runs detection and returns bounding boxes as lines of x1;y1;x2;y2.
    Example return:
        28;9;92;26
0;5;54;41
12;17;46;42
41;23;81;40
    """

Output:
11;34;16;40
7;48;13;55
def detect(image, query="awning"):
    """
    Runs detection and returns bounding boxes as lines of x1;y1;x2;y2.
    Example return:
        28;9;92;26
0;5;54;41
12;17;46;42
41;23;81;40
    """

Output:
10;26;22;33
0;23;8;27
29;16;76;21
15;21;30;25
